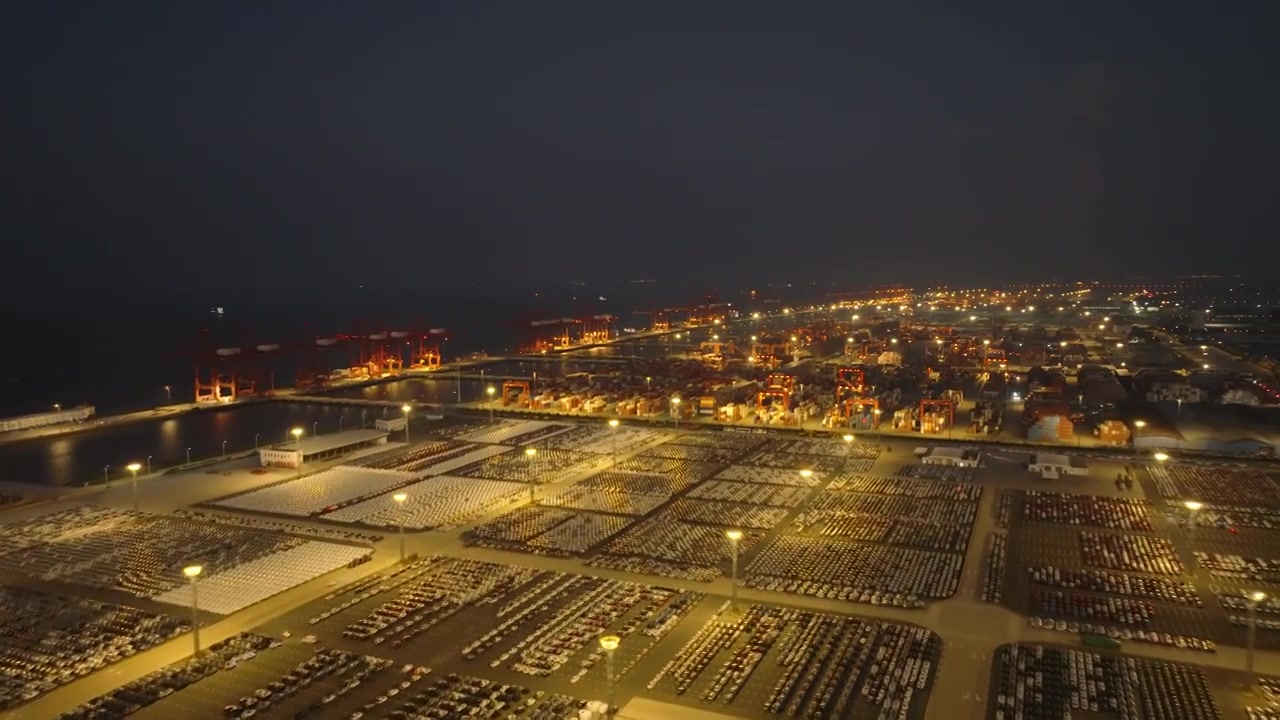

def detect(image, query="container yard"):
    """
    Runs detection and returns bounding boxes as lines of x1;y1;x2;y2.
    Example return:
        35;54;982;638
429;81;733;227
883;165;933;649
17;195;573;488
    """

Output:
414;294;1280;457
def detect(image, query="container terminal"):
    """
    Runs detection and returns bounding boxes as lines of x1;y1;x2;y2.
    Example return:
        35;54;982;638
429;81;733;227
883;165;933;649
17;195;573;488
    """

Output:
4;284;1278;463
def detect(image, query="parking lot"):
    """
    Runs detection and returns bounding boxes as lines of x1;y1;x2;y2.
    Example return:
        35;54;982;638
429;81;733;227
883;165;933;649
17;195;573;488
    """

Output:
56;552;940;720
7;417;1280;719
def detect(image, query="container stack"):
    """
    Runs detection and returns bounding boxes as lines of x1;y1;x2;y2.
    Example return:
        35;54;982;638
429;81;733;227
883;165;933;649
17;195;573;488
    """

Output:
970;400;1003;435
1026;414;1073;443
1094;420;1131;445
920;411;949;434
1145;381;1202;403
1219;387;1262;406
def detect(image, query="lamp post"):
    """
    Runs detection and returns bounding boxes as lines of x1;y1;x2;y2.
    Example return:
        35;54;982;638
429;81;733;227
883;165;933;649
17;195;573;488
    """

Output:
726;529;744;611
401;404;412;443
608;419;620;468
393;492;408;562
183;565;203;655
1183;499;1203;543
1248;590;1267;679
873;408;882;439
312;421;319;438
221;439;227;457
1132;420;1146;454
486;386;496;420
164;385;172;404
525;448;537;503
291;427;303;476
671;397;681;430
339;416;344;432
254;433;259;449
126;462;141;511
599;635;620;717
186;447;191;464
146;455;152;475
103;465;109;485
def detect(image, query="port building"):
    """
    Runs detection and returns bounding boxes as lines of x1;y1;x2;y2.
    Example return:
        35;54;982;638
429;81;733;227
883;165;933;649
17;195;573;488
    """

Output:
258;429;390;469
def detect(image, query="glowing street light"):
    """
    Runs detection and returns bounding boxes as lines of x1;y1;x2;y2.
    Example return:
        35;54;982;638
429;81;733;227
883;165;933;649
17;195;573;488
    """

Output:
486;385;496;420
670;397;681;430
725;529;744;611
393;492;408;562
164;385;172;404
401;404;412;443
291;427;303;475
182;565;203;655
599;635;621;716
1132;420;1145;453
1184;499;1203;543
608;418;620;468
1248;590;1269;677
126;462;142;511
525;448;538;502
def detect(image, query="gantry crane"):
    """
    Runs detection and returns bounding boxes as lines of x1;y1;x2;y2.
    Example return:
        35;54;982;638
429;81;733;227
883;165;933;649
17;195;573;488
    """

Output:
919;398;955;434
501;380;532;407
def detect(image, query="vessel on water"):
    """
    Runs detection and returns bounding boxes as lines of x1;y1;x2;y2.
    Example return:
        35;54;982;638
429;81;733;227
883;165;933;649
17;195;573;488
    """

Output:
0;404;95;433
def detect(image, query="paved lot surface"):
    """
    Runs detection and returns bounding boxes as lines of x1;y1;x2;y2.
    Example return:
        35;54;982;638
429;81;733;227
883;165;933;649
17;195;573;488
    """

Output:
4;419;1280;720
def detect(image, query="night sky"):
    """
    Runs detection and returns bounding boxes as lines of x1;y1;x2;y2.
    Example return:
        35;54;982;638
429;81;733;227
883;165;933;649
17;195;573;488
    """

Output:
3;3;1276;297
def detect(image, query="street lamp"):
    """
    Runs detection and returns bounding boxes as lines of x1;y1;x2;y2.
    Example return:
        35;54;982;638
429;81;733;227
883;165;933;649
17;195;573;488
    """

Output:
1132;420;1146;454
671;397;681;430
1248;590;1268;678
164;385;172;404
126;462;142;510
393;492;408;562
1183;499;1203;542
146;455;152;475
291;427;303;476
401;404;412;443
221;439;227;457
608;419;620;468
873;408;882;439
486;386;496;421
725;529;744;611
183;565;203;655
599;635;620;717
525;448;537;503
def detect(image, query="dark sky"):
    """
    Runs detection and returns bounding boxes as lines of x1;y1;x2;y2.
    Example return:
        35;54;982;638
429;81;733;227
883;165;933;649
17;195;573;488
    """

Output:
3;3;1276;297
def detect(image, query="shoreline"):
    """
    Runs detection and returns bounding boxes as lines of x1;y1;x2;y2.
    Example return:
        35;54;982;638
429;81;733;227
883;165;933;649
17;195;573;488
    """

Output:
0;326;691;449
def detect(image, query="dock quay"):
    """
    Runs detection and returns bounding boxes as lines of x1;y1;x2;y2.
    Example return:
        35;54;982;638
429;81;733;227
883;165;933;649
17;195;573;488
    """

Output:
277;396;429;410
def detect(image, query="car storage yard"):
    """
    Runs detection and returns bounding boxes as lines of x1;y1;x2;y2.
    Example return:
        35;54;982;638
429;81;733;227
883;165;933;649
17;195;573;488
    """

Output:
5;417;1280;719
